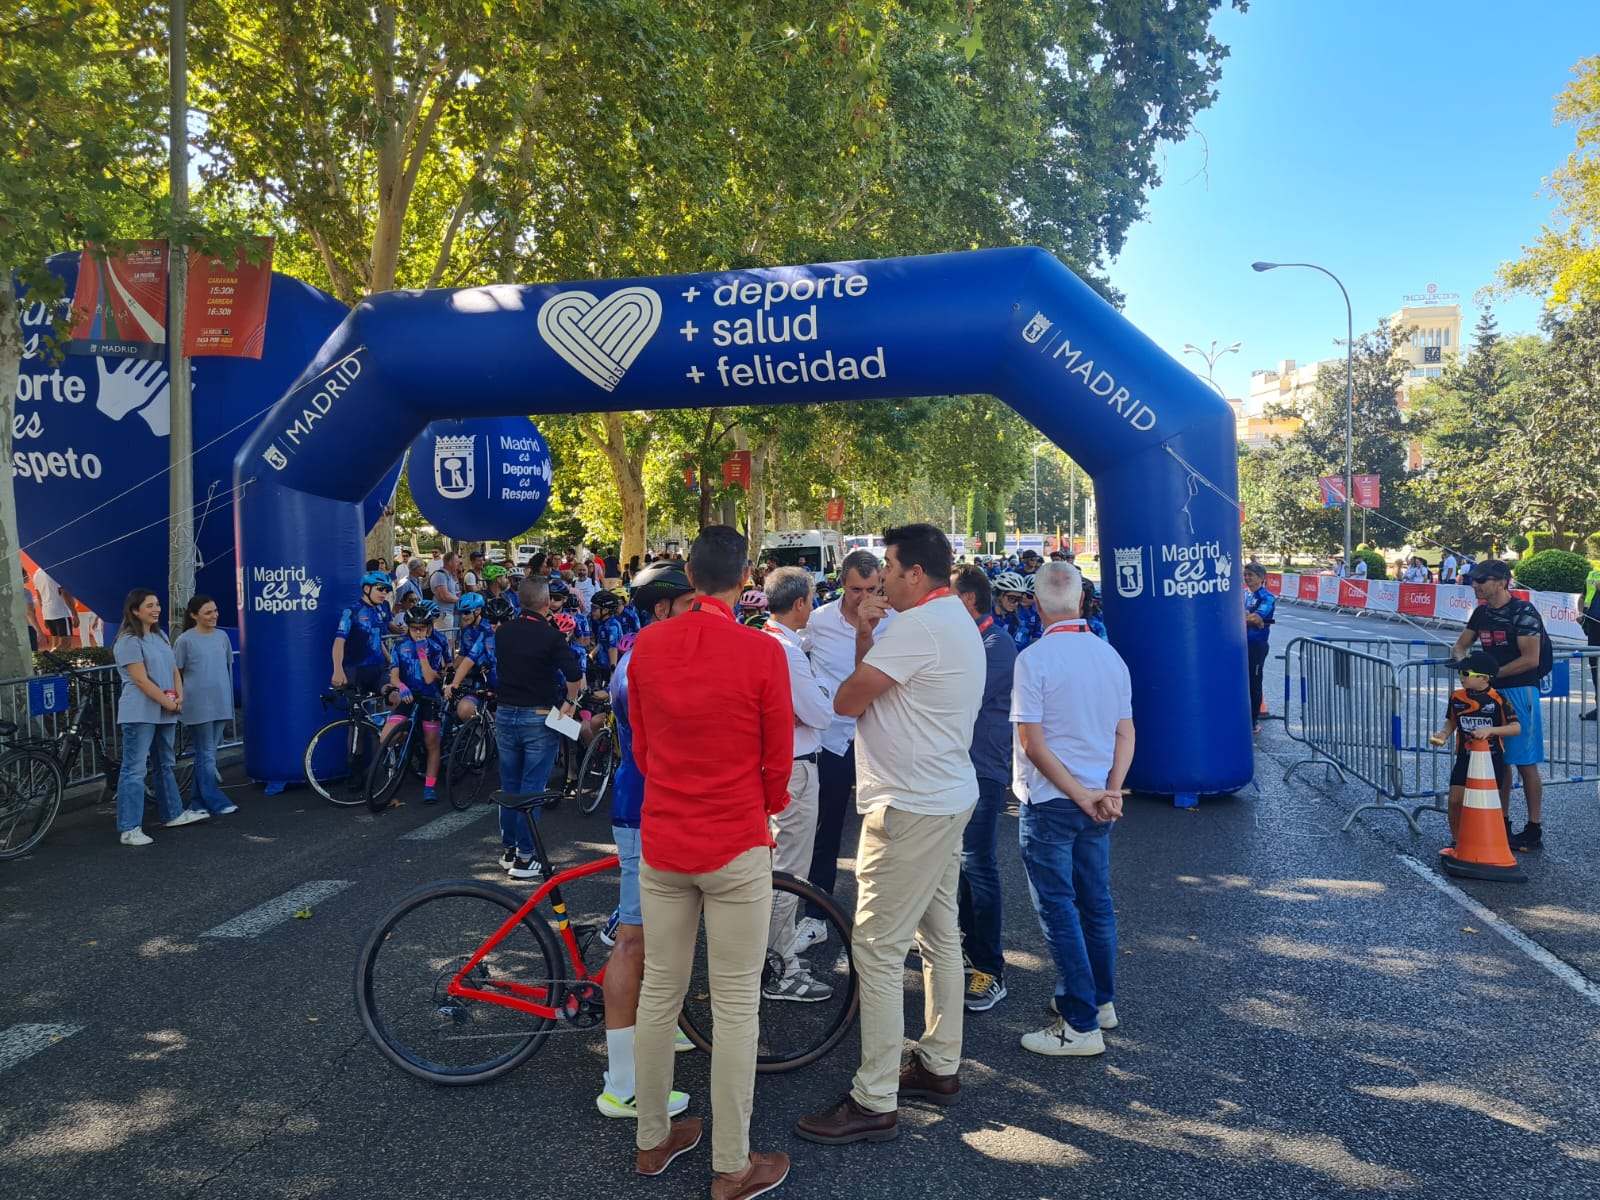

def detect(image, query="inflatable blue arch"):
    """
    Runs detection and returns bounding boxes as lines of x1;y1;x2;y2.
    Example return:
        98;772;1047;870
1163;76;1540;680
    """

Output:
236;247;1250;801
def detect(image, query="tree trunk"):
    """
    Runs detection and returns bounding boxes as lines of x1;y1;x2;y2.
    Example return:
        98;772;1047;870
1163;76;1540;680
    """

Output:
365;506;396;567
746;435;776;560
0;286;34;680
591;412;648;567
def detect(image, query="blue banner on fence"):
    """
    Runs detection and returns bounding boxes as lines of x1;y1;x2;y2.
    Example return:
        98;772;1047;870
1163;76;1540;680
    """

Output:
28;676;70;716
1539;660;1570;699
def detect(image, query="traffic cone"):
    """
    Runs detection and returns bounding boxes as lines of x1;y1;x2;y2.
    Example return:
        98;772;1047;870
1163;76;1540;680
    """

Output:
1439;738;1526;883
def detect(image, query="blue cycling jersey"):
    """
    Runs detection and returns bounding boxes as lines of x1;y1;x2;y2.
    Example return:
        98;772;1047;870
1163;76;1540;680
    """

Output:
609;650;643;828
394;631;451;697
594;615;623;656
569;612;592;641
993;605;1043;652
617;605;641;638
1245;586;1276;645
336;600;390;669
456;621;498;688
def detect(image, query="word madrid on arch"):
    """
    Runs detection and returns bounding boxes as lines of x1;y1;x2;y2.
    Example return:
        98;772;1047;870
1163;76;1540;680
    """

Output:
237;248;1248;801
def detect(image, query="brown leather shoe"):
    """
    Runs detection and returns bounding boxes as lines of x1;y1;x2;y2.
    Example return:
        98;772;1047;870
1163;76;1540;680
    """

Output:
636;1116;702;1176
711;1150;791;1200
793;1094;899;1144
899;1055;959;1106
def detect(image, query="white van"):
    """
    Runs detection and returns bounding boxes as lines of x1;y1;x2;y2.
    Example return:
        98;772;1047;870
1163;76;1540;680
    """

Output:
761;529;844;578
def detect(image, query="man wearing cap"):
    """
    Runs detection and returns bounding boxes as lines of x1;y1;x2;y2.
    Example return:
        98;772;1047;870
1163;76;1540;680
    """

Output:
1450;559;1549;849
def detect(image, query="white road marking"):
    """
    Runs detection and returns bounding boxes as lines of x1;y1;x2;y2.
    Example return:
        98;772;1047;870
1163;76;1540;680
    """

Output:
1397;855;1600;1009
400;806;494;841
0;1023;84;1073
200;880;354;939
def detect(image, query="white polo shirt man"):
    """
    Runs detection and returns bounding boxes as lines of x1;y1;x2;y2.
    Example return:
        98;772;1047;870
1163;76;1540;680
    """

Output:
1011;619;1133;804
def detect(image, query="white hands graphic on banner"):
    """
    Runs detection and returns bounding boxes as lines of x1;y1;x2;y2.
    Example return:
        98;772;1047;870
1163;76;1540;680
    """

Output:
95;358;172;437
537;287;661;391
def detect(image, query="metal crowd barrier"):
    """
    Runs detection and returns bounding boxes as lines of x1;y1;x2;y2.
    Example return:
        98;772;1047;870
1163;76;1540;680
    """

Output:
1282;636;1600;833
0;657;243;788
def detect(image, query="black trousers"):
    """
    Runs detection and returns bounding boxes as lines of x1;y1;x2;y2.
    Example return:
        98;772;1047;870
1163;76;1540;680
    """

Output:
806;743;856;919
1248;639;1270;727
1587;616;1600;694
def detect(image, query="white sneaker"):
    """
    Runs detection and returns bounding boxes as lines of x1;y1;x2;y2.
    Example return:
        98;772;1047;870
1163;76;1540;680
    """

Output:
507;856;543;880
1097;1002;1119;1030
120;827;153;846
675;1028;695;1054
216;804;239;816
792;916;828;952
166;809;211;828
596;1088;690;1118
1021;1017;1105;1057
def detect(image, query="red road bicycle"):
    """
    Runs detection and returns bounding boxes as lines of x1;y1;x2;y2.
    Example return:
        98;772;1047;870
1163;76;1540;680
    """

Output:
354;790;858;1084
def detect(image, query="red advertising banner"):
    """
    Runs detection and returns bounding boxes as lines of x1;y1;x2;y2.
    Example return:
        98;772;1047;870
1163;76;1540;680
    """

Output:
721;449;753;488
1265;573;1283;594
1297;575;1320;601
184;240;274;358
1397;584;1435;616
67;242;168;359
1317;473;1381;509
1337;579;1368;608
825;497;846;522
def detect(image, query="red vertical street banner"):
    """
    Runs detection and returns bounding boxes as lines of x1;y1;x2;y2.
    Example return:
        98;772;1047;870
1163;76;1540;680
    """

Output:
66;242;168;359
1318;473;1381;509
721;449;752;487
184;240;275;358
825;497;845;522
684;466;699;493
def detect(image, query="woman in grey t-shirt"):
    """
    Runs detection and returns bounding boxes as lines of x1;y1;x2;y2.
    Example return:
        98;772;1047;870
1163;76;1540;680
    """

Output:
113;589;209;845
174;595;239;817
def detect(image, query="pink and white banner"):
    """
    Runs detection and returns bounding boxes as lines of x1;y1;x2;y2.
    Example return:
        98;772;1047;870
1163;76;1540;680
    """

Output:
1270;573;1587;639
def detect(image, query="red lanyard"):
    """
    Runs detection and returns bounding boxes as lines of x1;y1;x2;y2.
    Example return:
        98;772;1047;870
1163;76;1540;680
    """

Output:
977;616;993;633
915;586;953;608
1045;620;1089;636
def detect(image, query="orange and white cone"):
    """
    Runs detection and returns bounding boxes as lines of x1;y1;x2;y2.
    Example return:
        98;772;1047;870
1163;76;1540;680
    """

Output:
1440;737;1527;883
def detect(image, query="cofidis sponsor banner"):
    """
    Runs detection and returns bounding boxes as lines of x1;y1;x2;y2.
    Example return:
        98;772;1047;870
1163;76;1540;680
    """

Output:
1397;584;1435;616
1366;580;1399;613
1317;575;1341;605
1431;585;1477;624
1338;579;1368;608
1530;590;1586;640
1297;575;1320;601
1267;573;1285;595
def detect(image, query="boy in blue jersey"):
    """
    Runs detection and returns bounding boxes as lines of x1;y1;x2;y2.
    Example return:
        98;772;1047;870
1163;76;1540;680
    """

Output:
384;600;452;803
331;571;394;693
596;563;696;1121
445;592;496;727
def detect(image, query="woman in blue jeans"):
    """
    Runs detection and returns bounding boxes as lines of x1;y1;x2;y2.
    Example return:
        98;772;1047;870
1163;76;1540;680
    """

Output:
174;595;239;817
112;589;210;846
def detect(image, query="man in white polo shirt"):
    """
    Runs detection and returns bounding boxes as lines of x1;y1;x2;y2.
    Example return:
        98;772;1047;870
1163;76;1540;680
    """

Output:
1012;561;1134;1058
795;524;984;1145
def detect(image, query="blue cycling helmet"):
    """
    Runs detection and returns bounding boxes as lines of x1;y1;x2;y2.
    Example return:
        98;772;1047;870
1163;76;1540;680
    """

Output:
457;592;486;614
361;570;391;589
404;599;440;624
548;578;570;596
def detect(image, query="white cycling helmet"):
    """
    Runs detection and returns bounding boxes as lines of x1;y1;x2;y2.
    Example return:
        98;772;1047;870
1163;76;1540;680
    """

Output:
993;571;1029;595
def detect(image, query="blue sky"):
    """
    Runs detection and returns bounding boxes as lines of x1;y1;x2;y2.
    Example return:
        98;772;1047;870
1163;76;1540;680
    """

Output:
1110;0;1597;403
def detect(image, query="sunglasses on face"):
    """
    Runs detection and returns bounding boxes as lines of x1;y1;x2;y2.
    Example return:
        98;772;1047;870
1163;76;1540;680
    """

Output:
373;585;392;593
1460;671;1490;679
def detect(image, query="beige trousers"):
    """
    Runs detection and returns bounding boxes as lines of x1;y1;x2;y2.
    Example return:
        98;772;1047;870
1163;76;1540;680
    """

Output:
769;758;819;972
635;845;772;1173
849;802;972;1113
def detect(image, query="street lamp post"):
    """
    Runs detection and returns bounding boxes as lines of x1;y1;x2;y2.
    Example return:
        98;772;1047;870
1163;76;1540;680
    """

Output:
1181;339;1241;398
1252;261;1355;571
1031;441;1053;548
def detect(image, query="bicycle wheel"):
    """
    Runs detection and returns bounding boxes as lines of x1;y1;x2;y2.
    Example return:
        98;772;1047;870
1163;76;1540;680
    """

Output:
365;725;410;813
676;871;858;1073
305;715;383;807
444;718;495;811
354;880;564;1084
0;749;65;861
576;726;615;816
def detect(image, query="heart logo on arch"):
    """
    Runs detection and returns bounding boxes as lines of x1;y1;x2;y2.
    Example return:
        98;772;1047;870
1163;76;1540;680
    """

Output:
537;286;662;392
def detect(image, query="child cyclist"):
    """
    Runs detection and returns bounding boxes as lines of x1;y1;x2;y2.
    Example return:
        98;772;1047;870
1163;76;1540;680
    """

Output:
444;591;496;724
383;599;452;804
1429;649;1520;845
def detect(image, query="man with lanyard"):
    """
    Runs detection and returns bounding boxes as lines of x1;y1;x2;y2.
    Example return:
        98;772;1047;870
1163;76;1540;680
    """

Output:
1582;560;1600;721
949;563;1016;1013
331;571;393;695
626;529;795;1198
760;567;837;1002
1012;562;1133;1057
796;524;983;1145
793;549;889;954
493;576;584;877
597;560;697;1123
1450;559;1549;850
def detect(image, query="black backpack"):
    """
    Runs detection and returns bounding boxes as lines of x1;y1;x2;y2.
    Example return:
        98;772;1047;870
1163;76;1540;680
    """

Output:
1512;597;1554;682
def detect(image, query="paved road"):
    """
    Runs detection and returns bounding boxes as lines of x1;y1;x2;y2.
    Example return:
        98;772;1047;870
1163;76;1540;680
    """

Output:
3;646;1599;1198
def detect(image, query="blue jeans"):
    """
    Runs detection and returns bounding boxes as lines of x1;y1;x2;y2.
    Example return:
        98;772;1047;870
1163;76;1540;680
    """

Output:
1018;797;1116;1033
117;723;183;832
957;776;1008;977
185;720;232;813
497;707;560;856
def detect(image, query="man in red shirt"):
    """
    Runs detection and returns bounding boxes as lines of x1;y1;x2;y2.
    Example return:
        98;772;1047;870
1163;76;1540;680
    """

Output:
627;525;796;1199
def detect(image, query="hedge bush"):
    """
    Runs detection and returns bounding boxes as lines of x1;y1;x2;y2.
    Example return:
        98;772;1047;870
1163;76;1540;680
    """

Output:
1585;532;1600;558
1511;550;1593;595
1352;549;1388;580
1526;530;1555;555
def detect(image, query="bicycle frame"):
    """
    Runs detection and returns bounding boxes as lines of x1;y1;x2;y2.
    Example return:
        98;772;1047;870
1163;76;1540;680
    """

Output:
445;848;621;1019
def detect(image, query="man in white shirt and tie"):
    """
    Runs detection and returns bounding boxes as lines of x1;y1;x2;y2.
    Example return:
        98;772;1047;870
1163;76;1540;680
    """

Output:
762;567;839;1001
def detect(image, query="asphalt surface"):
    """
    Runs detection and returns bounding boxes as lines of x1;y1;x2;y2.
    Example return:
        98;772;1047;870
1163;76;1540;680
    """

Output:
3;622;1598;1199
